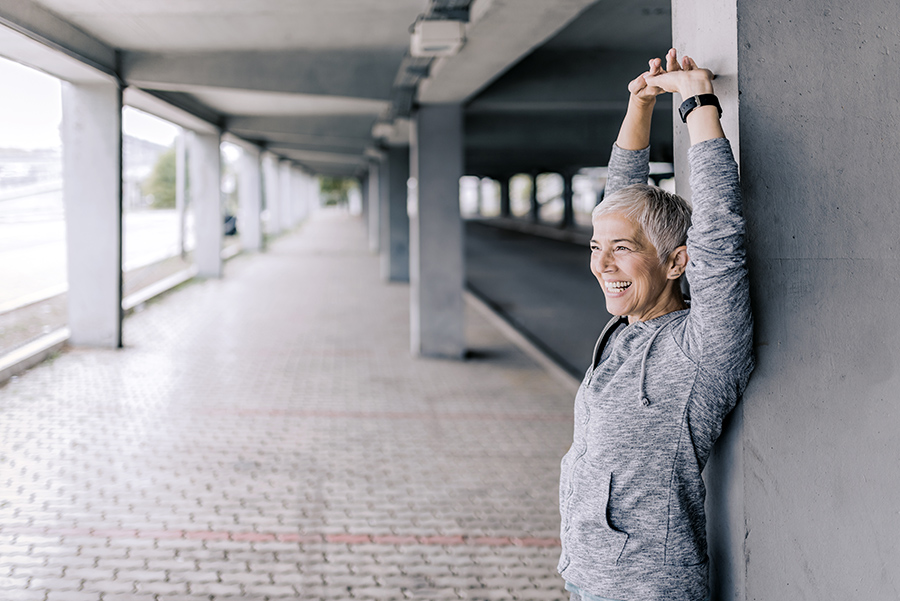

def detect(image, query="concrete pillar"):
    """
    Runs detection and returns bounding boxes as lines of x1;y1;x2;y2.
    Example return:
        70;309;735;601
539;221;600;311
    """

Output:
671;4;742;600
380;146;410;282
262;153;280;236
238;148;263;252
499;177;511;217
360;172;369;224
189;132;222;278
475;177;484;217
61;81;123;348
279;161;293;232
367;161;380;253
562;172;575;229
673;0;900;599
294;169;309;224
348;176;362;215
175;130;187;257
308;172;320;215
409;104;465;358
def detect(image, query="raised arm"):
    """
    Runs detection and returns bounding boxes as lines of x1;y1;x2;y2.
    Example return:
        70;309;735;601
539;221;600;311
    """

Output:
606;51;685;196
604;63;660;195
645;50;752;375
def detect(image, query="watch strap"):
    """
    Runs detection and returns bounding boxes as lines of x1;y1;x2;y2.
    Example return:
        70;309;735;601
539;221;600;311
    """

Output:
678;94;722;123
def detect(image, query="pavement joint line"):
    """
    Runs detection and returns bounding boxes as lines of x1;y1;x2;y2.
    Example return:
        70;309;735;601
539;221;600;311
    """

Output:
0;526;561;548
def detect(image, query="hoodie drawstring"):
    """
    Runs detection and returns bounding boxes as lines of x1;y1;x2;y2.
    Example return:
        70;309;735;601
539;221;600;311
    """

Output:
638;325;665;407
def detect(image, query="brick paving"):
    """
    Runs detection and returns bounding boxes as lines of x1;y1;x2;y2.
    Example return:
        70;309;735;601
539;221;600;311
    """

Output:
0;209;575;600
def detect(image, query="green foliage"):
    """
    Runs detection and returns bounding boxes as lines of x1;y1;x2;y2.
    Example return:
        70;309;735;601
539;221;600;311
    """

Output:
318;175;356;206
142;146;177;208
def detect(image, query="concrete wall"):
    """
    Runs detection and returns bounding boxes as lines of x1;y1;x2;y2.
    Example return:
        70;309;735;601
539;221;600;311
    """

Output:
738;1;900;598
675;0;900;599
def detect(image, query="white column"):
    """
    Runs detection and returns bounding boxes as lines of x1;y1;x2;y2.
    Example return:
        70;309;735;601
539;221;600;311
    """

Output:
409;105;465;358
238;148;263;252
312;173;321;214
262;153;281;236
279;161;293;232
296;171;310;222
175;130;188;256
292;168;305;225
61;80;123;348
190;132;222;278
367;161;380;253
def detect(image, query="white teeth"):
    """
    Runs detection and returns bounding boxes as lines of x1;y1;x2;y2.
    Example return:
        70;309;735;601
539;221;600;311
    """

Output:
605;281;631;292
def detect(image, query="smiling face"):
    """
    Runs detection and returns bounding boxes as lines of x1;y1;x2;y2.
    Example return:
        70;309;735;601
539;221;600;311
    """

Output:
591;212;687;323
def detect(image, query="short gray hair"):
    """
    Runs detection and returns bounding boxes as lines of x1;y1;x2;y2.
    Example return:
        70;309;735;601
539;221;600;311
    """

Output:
592;183;692;263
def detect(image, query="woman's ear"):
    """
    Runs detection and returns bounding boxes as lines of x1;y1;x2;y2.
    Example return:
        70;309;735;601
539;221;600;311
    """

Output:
666;246;689;280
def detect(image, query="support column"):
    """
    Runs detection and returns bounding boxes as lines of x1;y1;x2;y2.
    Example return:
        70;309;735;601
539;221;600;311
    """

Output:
61;80;123;348
295;170;308;224
367;161;380;253
380;146;410;282
238;148;263;252
175;130;188;257
672;2;741;599
190;131;223;278
360;172;369;224
279;161;293;232
562;171;575;229
475;178;484;217
262;153;281;236
409;104;465;358
499;177;511;217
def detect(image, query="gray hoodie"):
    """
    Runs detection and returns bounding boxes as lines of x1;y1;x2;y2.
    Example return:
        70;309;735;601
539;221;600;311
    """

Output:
558;138;754;601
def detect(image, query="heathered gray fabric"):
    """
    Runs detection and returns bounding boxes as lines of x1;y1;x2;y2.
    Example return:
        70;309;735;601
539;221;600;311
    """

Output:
558;138;754;601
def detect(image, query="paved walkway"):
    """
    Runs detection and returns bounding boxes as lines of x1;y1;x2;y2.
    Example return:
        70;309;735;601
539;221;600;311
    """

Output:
0;209;575;601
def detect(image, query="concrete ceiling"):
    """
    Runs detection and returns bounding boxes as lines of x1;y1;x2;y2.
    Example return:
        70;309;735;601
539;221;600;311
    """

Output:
0;0;675;178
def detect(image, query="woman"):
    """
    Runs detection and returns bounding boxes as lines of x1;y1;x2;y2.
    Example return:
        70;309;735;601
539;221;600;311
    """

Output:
558;50;754;601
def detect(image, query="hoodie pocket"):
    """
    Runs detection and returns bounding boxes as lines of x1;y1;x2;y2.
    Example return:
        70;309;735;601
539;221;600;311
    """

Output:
567;470;628;566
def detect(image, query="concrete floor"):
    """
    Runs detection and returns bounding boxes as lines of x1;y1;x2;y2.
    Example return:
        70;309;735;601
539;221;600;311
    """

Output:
0;208;575;601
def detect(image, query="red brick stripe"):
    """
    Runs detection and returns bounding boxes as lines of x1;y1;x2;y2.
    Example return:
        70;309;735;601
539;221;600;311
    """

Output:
227;409;571;422
2;526;560;548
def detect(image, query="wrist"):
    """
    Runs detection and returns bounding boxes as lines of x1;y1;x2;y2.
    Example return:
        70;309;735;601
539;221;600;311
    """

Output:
677;71;715;99
629;94;656;110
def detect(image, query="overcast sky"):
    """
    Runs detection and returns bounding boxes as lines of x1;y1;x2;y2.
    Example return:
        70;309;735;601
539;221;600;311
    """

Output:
1;56;179;150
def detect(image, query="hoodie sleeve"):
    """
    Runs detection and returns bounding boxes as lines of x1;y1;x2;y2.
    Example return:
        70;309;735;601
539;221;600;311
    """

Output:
605;143;650;197
682;137;754;378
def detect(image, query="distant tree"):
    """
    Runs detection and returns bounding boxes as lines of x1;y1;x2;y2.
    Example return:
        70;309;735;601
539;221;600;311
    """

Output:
142;146;177;208
318;175;356;206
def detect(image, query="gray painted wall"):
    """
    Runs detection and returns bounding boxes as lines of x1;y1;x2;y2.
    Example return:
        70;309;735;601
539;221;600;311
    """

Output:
677;0;900;599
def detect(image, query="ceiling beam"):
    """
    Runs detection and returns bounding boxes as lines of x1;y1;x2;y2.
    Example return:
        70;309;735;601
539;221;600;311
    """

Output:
0;0;116;82
227;114;377;142
416;0;599;103
121;49;402;100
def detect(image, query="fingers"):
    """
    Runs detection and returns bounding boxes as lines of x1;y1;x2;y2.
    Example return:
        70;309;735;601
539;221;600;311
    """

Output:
682;55;698;71
666;48;680;72
628;73;648;95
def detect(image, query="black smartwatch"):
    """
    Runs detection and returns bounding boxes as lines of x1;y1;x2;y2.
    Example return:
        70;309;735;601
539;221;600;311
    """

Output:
678;94;722;123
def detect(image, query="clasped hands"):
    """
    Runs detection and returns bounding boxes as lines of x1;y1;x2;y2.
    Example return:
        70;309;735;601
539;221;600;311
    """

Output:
629;48;715;106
